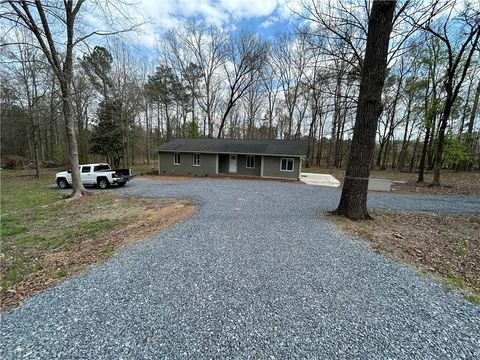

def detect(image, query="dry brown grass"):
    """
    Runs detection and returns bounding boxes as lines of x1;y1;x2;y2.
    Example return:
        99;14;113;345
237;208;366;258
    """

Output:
304;167;480;195
329;210;480;301
1;197;196;310
1;169;196;310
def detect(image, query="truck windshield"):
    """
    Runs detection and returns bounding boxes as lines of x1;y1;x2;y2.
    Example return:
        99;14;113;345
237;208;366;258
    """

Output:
94;165;111;171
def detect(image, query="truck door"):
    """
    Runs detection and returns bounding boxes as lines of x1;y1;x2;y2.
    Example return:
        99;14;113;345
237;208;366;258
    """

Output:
80;166;92;184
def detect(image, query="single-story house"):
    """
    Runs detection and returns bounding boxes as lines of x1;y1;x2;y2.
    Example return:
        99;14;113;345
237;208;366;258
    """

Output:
157;138;307;180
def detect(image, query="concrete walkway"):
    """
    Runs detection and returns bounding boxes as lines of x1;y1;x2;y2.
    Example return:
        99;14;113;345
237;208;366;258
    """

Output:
1;178;479;359
300;172;340;187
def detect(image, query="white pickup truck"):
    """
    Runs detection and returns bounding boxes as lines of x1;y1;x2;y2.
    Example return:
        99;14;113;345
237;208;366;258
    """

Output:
55;163;133;189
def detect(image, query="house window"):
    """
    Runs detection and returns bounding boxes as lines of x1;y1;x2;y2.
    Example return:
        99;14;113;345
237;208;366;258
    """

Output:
280;158;294;172
246;155;255;169
174;153;181;165
193;153;200;166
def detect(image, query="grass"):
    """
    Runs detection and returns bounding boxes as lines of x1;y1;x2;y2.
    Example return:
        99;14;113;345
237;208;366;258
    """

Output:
0;168;196;310
443;274;466;290
464;294;480;305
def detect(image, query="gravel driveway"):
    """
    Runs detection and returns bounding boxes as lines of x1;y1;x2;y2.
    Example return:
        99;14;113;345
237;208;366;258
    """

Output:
1;178;479;359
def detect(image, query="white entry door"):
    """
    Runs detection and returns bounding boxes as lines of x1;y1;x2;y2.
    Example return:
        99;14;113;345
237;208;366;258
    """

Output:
229;155;237;173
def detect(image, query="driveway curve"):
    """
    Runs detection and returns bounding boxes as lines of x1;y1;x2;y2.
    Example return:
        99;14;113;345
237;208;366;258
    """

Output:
1;178;479;359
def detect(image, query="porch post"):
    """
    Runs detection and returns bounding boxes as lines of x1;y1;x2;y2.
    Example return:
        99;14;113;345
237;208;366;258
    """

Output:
260;156;264;177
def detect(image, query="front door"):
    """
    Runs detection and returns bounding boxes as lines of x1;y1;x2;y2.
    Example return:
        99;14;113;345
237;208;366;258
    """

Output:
229;155;237;173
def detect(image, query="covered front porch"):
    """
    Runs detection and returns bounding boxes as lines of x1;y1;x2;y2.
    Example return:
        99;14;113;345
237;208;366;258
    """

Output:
217;154;262;177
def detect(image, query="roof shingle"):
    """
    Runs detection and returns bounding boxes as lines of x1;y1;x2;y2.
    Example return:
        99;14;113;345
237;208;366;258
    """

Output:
157;139;306;156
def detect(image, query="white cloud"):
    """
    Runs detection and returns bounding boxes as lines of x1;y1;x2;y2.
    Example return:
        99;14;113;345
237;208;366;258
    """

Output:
137;0;292;33
260;16;279;28
218;0;278;19
81;0;297;51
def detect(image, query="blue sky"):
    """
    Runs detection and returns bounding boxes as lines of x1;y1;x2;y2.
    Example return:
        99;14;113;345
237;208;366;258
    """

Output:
122;0;300;48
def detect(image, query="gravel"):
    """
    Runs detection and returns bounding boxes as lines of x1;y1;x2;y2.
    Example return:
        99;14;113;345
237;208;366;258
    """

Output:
1;178;479;359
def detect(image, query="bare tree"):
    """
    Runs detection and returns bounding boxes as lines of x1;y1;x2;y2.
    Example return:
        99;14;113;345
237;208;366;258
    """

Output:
8;30;48;178
179;20;227;137
242;76;265;139
217;31;267;138
418;2;480;185
271;33;309;139
261;54;280;139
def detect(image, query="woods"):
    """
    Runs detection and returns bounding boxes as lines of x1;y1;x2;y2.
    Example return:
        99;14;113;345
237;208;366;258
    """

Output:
1;1;479;193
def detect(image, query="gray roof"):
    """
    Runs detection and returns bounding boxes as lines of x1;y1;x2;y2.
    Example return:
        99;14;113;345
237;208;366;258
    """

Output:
157;139;307;156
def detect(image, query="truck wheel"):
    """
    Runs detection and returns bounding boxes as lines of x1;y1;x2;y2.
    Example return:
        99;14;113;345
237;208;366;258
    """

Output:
98;177;109;189
117;182;126;187
57;178;69;189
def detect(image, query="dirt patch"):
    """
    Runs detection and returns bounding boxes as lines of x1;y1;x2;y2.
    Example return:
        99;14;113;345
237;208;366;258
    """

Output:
329;210;480;296
1;198;196;310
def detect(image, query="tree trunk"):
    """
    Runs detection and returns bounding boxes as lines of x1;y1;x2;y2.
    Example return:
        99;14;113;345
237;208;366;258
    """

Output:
61;84;87;197
157;103;161;144
317;119;325;166
217;101;234;138
467;80;480;134
417;126;430;182
391;138;397;169
146;102;150;164
334;0;395;219
375;139;386;167
431;98;454;185
32;122;40;179
459;78;474;134
381;134;390;170
466;80;480;170
398;96;412;170
409;133;420;172
165;103;172;141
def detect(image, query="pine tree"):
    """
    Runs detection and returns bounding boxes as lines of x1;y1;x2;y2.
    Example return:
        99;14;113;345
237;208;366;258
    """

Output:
90;99;124;167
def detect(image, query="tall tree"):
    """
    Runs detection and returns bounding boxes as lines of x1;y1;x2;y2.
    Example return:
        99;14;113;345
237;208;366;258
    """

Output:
334;0;396;219
2;0;137;197
4;1;88;196
179;20;227;137
80;46;113;100
217;31;267;138
3;1;138;197
145;65;181;141
90;99;123;167
420;3;480;185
